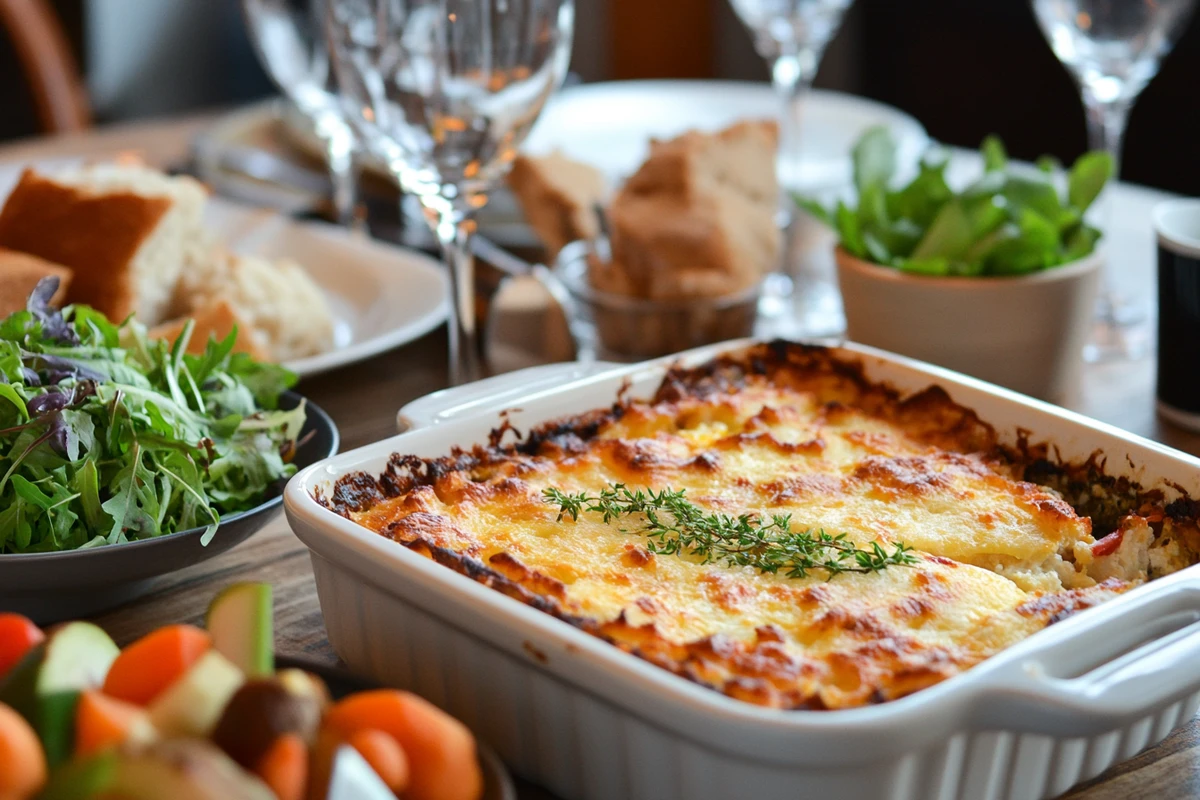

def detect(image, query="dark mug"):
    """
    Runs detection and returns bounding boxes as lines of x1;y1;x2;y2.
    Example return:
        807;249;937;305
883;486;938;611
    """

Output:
1155;199;1200;432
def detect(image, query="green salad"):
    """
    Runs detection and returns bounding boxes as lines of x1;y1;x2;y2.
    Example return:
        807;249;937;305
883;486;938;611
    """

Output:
0;278;305;554
798;128;1114;277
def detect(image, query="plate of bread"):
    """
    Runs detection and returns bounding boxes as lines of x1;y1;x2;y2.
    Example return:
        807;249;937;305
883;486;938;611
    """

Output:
0;159;447;377
518;80;928;191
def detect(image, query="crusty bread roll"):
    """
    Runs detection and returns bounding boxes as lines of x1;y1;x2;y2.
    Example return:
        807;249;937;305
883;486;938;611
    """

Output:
171;249;335;362
604;121;781;300
0;247;72;317
507;152;607;261
149;299;269;361
0;165;209;324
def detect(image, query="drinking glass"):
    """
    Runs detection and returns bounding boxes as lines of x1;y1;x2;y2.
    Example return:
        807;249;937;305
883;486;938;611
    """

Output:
328;0;574;385
729;0;855;337
242;0;360;227
1032;0;1197;361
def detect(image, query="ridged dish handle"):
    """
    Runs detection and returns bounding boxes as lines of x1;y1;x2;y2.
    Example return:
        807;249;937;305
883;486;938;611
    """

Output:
397;361;620;432
974;575;1200;735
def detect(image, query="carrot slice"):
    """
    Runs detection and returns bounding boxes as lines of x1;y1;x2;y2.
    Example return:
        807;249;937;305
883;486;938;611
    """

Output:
255;733;308;800
0;701;47;799
74;690;152;758
349;728;410;793
102;625;211;706
324;690;480;800
0;614;44;681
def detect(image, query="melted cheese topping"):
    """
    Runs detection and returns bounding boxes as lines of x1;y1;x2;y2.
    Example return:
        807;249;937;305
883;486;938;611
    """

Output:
338;353;1139;709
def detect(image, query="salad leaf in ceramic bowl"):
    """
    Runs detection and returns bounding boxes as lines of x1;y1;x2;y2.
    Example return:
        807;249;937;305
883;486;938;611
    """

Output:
798;127;1114;277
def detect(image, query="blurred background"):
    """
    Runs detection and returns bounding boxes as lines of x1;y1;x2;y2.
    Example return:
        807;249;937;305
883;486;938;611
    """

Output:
1;0;1197;194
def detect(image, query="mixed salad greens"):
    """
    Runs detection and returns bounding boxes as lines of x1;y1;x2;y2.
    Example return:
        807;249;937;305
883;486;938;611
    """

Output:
0;279;305;554
798;127;1114;277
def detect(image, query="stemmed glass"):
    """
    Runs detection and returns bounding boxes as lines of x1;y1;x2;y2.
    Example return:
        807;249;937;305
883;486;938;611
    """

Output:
328;0;574;385
728;0;855;338
1032;0;1197;361
242;0;360;228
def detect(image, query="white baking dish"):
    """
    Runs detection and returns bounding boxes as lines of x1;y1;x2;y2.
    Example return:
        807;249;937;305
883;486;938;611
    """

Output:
284;340;1200;800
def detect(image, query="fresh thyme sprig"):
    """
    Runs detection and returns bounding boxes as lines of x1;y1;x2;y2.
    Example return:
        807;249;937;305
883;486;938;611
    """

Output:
543;484;917;579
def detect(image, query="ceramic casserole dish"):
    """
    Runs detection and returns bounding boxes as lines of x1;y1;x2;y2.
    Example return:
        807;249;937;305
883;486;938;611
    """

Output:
284;340;1200;800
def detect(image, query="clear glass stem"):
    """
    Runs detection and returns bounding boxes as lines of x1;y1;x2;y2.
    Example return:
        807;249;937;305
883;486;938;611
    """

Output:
1083;91;1129;180
1082;90;1138;323
314;110;362;231
771;51;816;192
769;49;846;338
430;205;484;386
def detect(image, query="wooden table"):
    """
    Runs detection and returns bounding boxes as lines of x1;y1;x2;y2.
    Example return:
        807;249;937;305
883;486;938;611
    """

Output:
6;113;1200;800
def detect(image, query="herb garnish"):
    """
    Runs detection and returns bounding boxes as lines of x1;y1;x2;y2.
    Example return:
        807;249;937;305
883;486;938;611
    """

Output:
543;484;917;579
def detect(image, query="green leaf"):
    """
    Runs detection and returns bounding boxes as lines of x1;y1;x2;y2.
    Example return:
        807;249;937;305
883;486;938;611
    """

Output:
11;475;52;510
1064;224;1102;261
835;201;866;258
73;458;106;532
896;257;951;276
852;125;897;195
0;383;27;420
888;158;952;227
59;409;96;462
1003;175;1063;221
981;135;1008;172
863;231;892;264
1068;150;1114;212
912;201;974;260
1036;155;1062;174
1017;207;1059;253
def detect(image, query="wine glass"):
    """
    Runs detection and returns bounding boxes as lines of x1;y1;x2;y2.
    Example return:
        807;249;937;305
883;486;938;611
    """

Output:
1032;0;1197;361
328;0;574;385
242;0;360;228
729;0;855;338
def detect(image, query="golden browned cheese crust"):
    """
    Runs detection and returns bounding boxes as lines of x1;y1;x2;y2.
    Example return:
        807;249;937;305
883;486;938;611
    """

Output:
320;343;1197;710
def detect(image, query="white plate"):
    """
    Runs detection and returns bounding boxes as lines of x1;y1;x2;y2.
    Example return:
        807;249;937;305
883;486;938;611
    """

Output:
0;160;448;378
275;80;928;192
521;80;930;190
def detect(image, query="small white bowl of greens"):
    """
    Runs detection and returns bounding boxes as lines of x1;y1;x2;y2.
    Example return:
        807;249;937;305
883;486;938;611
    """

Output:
0;279;338;622
800;129;1112;402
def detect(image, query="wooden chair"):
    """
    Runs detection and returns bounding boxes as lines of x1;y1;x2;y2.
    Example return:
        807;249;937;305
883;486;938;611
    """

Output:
0;0;90;133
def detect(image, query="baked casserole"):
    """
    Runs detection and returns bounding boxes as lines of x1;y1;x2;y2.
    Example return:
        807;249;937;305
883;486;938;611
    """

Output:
318;342;1200;710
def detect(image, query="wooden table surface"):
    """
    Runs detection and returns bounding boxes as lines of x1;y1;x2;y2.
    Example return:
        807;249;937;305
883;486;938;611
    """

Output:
5;112;1200;800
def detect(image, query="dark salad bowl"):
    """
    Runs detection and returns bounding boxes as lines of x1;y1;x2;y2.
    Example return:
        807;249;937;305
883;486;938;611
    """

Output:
0;392;338;623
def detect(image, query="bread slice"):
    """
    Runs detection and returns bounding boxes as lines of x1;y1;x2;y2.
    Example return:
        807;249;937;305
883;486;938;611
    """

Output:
171;250;335;362
507;152;607;261
0;164;210;324
604;121;781;300
0;247;73;317
149;299;269;361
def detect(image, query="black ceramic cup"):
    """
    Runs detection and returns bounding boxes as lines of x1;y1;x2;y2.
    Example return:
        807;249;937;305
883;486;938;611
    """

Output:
1154;199;1200;432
